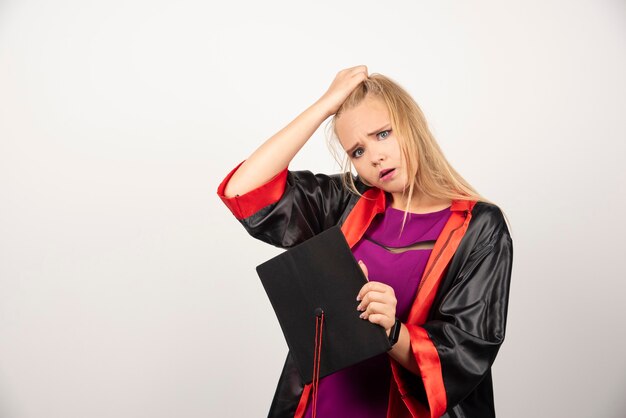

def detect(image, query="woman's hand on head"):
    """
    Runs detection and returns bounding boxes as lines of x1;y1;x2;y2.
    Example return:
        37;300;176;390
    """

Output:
356;260;397;334
316;65;368;117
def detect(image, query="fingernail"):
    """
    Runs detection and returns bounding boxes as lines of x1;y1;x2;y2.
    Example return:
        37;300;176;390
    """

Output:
356;296;361;302
356;304;362;311
359;313;366;319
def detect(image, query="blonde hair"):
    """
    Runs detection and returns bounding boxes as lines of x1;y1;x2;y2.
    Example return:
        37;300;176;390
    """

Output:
326;74;491;217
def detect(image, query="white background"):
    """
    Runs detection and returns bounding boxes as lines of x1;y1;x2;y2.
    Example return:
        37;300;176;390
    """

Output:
1;0;625;417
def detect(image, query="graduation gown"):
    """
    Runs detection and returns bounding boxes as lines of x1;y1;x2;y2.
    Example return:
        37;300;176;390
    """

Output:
217;162;513;418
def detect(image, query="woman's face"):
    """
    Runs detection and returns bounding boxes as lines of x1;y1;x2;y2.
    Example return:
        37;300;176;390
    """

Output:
335;97;409;198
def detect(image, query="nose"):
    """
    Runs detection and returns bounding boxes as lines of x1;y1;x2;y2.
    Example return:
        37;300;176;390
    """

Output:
368;141;386;166
371;153;384;167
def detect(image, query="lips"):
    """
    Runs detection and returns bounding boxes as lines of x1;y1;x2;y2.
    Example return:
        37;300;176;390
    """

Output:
379;168;395;178
379;168;396;182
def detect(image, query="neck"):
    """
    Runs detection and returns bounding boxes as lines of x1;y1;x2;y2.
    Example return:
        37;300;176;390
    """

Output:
389;191;451;214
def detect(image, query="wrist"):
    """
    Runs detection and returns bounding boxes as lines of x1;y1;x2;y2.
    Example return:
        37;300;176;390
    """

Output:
311;97;337;119
387;318;401;347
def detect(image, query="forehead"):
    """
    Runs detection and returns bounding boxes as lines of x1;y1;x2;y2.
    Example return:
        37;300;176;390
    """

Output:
335;97;390;144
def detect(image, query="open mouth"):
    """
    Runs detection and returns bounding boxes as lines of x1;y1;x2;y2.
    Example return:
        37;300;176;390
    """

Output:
379;168;395;178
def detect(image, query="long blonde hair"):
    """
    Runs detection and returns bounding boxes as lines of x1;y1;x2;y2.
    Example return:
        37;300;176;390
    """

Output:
326;74;489;215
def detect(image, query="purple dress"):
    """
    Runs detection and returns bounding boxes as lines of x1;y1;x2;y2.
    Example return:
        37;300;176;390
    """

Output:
304;202;451;418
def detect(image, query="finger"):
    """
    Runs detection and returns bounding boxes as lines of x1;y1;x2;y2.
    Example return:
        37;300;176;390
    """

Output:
357;281;394;301
365;313;394;330
350;69;368;80
356;291;396;311
346;64;367;73
353;65;368;76
362;301;394;317
338;65;367;78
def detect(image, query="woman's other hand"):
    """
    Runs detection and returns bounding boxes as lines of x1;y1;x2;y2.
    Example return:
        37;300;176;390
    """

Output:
316;65;369;117
222;68;368;198
355;260;397;335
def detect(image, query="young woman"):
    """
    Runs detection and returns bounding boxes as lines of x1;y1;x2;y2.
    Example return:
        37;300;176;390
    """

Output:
217;66;513;418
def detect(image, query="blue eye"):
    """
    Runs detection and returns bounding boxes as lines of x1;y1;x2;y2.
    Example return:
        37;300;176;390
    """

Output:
377;130;391;140
352;148;364;158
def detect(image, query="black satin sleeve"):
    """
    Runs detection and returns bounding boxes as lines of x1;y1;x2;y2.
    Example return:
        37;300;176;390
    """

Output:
240;170;358;249
424;203;514;411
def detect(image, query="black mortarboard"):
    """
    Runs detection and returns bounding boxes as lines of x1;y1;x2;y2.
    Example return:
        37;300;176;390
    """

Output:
256;226;391;384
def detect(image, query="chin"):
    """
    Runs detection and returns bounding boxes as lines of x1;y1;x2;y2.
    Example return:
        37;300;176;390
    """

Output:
380;178;408;193
379;182;406;194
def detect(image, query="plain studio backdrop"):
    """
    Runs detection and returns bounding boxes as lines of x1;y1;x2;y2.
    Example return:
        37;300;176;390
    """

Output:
1;0;625;417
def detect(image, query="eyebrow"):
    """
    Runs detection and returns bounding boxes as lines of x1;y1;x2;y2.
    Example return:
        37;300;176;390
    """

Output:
366;124;391;137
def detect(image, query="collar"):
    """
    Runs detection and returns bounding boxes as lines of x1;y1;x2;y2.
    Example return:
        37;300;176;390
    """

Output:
341;187;472;248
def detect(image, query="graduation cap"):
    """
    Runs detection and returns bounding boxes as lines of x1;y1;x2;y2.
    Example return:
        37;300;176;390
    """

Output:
256;226;392;385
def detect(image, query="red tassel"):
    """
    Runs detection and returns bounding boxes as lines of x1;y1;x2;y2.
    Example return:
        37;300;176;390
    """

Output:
312;311;325;418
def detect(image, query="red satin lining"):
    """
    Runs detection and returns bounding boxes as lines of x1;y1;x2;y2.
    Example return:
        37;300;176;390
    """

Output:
407;201;475;324
405;325;447;417
216;161;288;220
390;201;474;417
340;188;386;248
